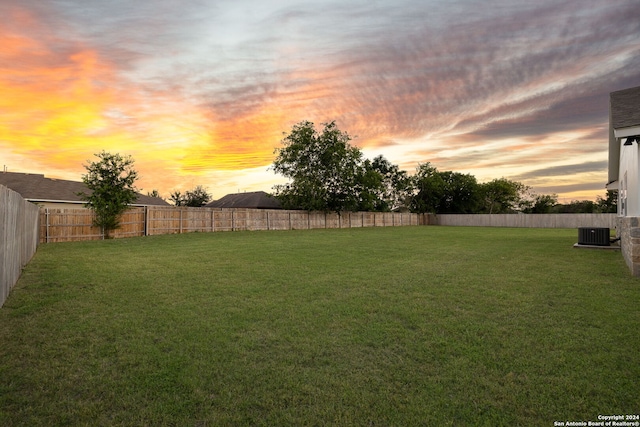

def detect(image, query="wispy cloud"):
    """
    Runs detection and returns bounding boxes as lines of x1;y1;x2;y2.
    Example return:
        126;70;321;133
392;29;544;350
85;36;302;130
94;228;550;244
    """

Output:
1;0;639;199
514;161;608;181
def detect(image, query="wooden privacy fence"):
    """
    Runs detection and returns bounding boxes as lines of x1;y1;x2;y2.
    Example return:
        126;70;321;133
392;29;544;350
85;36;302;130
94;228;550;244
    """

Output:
38;207;619;244
1;185;40;308
40;206;423;243
427;213;617;229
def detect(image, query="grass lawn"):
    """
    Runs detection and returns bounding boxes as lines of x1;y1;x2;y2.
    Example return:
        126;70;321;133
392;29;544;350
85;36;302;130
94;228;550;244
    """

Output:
0;226;638;426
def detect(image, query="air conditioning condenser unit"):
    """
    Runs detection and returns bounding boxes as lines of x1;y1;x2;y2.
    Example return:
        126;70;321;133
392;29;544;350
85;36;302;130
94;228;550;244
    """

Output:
577;227;610;246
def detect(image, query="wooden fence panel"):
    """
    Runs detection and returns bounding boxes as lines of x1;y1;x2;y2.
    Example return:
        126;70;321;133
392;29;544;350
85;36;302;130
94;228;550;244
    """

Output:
41;208;145;242
362;212;375;227
234;209;249;231
432;213;617;228
349;212;363;228
183;208;214;233
246;209;267;231
372;212;382;227
305;212;321;229
289;211;309;230
1;185;39;308
325;213;340;229
268;210;290;230
147;206;180;235
112;208;145;238
214;210;233;231
41;208;101;242
339;213;351;229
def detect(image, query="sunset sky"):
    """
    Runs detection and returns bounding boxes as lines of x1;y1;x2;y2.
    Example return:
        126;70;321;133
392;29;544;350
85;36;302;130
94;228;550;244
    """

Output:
2;0;639;202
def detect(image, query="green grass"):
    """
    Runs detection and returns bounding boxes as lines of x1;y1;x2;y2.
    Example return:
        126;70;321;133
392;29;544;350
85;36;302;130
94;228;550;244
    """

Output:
0;226;638;426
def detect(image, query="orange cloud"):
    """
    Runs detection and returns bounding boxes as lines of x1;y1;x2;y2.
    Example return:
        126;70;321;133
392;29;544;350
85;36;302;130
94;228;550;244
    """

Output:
0;7;286;195
0;11;138;165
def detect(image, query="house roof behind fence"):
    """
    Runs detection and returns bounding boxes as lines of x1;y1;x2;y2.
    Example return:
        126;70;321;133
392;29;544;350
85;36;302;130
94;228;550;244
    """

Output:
205;191;282;209
611;85;640;130
0;171;169;206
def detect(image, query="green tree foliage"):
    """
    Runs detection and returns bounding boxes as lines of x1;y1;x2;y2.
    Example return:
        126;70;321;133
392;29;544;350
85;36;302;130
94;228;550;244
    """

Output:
596;190;617;213
169;191;184;206
271;121;566;215
479;178;528;214
79;151;139;238
368;155;413;211
550;193;617;214
272;121;372;212
146;189;162;199
520;193;558;213
553;200;597;213
438;171;480;213
170;186;211;207
356;159;386;211
410;163;443;213
411;164;479;213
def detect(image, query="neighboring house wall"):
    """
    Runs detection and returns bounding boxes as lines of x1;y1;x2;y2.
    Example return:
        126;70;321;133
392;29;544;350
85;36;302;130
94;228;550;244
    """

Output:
28;201;87;210
609;85;640;276
618;142;638;217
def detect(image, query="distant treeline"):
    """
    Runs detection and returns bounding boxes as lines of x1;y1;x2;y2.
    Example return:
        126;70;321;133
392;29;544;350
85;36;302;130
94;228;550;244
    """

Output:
269;121;617;215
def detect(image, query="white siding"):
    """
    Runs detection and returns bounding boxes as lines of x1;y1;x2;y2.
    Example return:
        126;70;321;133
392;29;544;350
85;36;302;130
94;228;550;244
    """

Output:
619;138;640;216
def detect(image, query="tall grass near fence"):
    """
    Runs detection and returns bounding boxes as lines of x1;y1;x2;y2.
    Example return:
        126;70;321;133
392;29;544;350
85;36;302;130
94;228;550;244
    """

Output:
0;185;39;308
1;227;638;425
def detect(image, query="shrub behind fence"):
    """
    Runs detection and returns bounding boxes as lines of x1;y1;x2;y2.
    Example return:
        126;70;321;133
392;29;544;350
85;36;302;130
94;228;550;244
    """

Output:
1;185;40;308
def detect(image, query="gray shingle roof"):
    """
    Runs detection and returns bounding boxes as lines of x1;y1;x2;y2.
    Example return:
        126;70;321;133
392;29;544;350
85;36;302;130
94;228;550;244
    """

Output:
611;85;640;130
0;172;170;206
205;191;282;209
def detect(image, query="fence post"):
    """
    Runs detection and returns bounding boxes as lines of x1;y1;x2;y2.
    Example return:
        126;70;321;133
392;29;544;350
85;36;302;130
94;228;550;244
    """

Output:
45;208;50;243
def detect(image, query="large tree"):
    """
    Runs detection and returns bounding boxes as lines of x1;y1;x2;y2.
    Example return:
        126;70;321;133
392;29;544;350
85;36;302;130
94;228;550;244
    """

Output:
272;121;368;212
479;178;528;214
438;171;480;214
410;164;480;214
410;163;444;213
79;151;139;238
368;155;413;211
